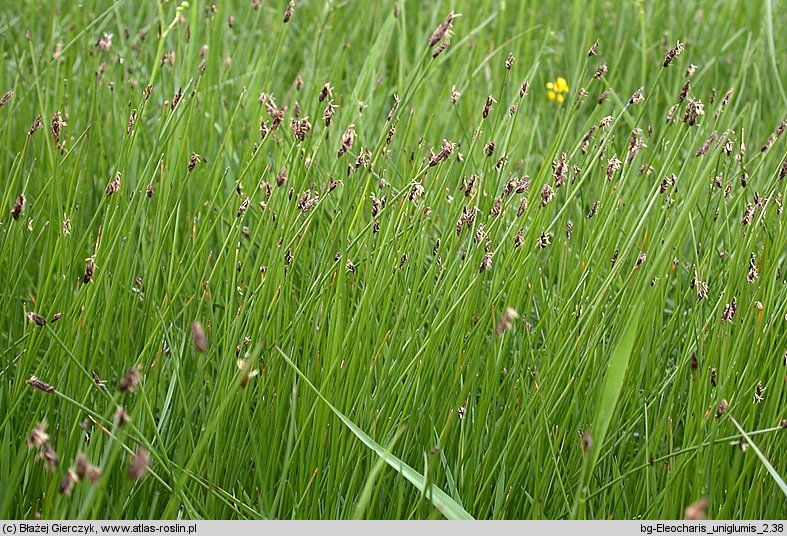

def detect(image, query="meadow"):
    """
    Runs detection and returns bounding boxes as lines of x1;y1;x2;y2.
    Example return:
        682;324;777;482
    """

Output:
0;0;785;520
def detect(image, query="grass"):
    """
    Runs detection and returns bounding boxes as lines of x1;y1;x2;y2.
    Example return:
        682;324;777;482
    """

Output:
1;0;785;520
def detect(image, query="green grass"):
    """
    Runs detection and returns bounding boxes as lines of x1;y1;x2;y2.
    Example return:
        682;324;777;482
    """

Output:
1;0;786;520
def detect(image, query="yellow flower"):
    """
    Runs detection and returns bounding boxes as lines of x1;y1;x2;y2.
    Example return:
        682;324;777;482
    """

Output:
547;76;569;102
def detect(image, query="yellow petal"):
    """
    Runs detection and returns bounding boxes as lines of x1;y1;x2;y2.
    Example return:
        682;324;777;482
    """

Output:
557;77;568;92
556;94;565;103
547;90;556;101
546;82;555;90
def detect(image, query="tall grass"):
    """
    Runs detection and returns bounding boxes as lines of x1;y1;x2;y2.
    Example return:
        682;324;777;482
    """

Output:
1;0;785;520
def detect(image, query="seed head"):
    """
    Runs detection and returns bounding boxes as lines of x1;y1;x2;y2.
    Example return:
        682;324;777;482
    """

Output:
752;381;765;403
432;39;450;58
628;87;644;105
695;131;717;157
746;253;758;283
519;81;530;99
27;376;54;393
191;321;208;352
337;124;356;157
517;197;529;218
593;63;608;79
552;153;568;187
51;111;66;145
683;98;705;126
26;422;50;449
104;171;121;196
684;498;709;521
58;469;78;496
114;406;131;427
323;102;337;128
505;52;514;70
28;115;43;137
721;297;737;323
0;90;12;107
9;194;25;223
635;251;647;269
283;1;295;22
128;447;150;481
495;307;519;335
318;83;333;103
537;232;551;249
450;85;461;104
479;253;493;273
580;431;593;454
540;184;555;207
290;116;312;141
117;365;142;393
715;399;729;418
429;139;455;166
587;41;599;57
26;311;46;326
482;95;496;118
606;155;622;181
663;40;684;68
428;12;455;47
697;280;708;301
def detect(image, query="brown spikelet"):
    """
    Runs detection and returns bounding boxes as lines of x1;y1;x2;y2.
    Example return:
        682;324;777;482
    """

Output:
482;95;496;119
282;1;295;23
587;41;598;56
628;87;644;105
105;171;121;196
28;115;43;136
128;447;150;481
715;399;729;418
695;131;717;157
519;81;530;99
12;194;26;221
27;376;55;393
428;12;455;47
188;152;202;172
337;124;356;157
432;39;450;58
117;365;142;393
0;90;13;107
127;109;137;134
721;297;737;323
58;469;78;496
83;259;96;284
479;253;492;273
662;40;684;68
114;406;131;427
26;312;47;326
51;111;66;145
26;422;50;449
318;83;333;102
171;87;182;110
684;498;709;520
191;321;208;352
495;307;519;335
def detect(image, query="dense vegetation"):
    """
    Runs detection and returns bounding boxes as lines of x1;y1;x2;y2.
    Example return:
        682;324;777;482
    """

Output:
1;0;785;520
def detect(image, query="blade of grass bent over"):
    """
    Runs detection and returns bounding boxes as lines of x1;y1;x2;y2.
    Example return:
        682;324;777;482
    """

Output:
574;304;643;518
728;416;787;498
275;346;474;520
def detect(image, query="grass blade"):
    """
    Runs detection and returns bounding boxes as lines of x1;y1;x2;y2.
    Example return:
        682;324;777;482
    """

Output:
275;346;474;520
728;416;787;498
